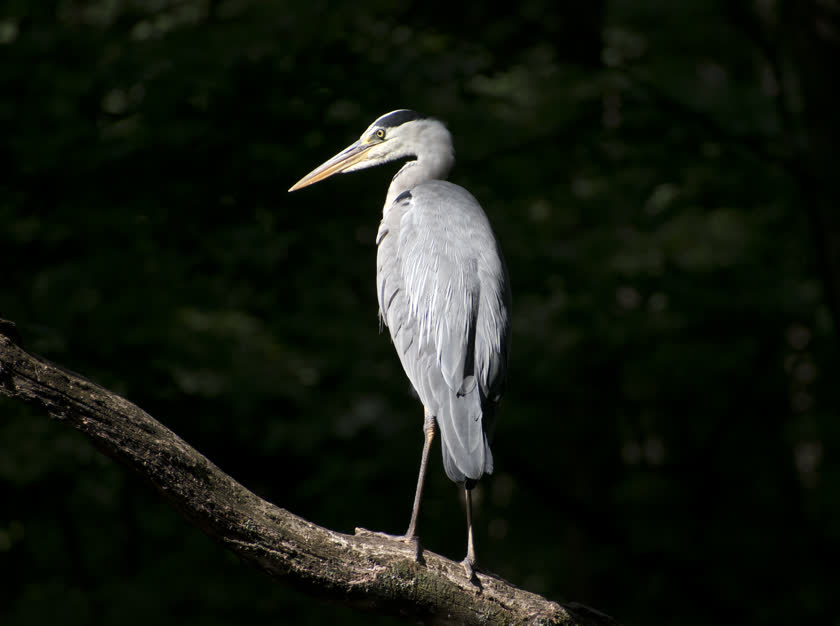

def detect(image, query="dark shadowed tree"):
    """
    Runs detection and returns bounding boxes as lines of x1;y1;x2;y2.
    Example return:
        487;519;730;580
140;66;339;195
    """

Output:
1;1;837;624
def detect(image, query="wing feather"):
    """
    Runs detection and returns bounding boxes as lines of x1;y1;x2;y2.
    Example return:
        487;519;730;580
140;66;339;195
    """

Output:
376;180;510;483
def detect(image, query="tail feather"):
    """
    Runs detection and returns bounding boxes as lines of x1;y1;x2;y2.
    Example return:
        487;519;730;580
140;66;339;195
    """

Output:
437;386;493;483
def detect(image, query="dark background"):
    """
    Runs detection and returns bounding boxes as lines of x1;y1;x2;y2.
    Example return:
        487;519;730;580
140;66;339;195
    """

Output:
2;1;839;624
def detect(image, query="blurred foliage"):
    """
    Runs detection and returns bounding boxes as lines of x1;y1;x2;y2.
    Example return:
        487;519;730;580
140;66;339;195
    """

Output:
1;1;838;625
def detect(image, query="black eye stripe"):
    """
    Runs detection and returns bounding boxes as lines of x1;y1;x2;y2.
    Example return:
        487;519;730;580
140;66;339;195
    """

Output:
374;110;425;129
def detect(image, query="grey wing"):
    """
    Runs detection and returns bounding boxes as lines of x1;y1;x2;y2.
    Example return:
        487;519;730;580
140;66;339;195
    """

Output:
376;181;511;483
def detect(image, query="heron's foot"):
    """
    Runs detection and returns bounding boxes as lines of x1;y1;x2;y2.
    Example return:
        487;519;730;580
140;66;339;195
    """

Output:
403;532;424;562
354;528;424;562
461;557;481;588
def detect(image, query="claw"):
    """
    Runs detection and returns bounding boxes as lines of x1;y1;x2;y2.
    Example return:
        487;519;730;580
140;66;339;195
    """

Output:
355;528;424;562
461;556;482;589
404;533;424;563
462;557;474;581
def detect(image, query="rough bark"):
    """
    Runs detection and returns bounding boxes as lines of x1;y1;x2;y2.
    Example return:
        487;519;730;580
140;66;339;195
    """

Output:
0;319;618;626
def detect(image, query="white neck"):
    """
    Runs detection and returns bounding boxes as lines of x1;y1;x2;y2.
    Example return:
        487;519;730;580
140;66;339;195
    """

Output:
382;122;455;212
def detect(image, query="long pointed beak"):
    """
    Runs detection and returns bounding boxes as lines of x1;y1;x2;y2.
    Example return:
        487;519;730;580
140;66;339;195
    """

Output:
288;140;374;192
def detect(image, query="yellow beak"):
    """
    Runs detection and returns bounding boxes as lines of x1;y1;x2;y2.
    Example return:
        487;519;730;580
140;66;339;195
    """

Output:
288;140;374;192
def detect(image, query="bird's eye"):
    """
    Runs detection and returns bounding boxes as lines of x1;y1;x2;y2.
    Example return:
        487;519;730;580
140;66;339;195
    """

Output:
375;129;386;139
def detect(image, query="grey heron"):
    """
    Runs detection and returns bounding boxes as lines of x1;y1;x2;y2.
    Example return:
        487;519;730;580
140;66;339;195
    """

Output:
289;110;511;579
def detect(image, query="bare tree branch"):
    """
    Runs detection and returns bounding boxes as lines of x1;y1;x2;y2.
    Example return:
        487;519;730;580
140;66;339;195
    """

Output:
0;319;619;626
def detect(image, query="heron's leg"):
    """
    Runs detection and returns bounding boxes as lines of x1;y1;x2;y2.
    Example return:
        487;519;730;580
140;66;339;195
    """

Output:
462;485;477;581
405;408;436;539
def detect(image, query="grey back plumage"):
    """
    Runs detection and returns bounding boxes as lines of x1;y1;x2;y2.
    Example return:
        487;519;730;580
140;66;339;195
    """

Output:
377;180;511;484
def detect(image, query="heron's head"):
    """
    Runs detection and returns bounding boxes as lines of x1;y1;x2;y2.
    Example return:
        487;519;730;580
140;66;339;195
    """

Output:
289;110;454;191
